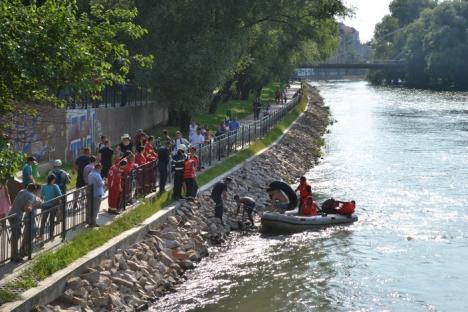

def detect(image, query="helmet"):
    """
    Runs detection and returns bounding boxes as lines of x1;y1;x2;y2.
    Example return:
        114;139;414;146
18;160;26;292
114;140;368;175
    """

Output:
53;159;62;167
178;144;187;152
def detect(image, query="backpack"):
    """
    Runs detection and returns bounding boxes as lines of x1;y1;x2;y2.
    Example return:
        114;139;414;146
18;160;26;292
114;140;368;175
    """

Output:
52;169;70;187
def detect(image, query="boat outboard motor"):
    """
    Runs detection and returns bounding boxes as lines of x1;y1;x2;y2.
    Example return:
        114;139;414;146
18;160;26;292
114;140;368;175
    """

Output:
268;181;298;210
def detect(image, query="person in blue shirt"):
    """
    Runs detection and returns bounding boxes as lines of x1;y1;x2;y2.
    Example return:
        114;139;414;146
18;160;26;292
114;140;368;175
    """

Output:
22;156;36;187
228;118;240;131
39;174;62;240
87;163;105;227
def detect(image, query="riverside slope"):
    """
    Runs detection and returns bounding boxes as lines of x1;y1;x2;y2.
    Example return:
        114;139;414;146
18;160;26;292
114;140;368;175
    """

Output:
40;84;330;312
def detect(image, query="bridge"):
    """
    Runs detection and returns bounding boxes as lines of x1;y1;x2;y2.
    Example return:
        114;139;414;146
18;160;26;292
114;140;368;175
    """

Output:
299;60;406;70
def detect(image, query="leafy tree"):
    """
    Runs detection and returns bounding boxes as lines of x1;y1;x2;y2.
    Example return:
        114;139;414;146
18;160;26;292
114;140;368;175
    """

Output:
0;0;151;184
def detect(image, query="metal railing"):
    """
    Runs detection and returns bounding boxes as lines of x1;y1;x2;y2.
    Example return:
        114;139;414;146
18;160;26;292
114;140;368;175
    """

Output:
0;186;91;265
62;85;153;109
0;90;302;266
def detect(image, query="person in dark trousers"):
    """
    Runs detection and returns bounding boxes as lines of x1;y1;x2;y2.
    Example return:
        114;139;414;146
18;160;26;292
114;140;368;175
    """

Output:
211;177;232;222
157;141;171;194
48;159;71;195
98;140;114;178
22;156;36;188
87;163;104;227
39;174;62;240
75;147;91;188
8;184;43;262
172;144;187;200
234;195;256;227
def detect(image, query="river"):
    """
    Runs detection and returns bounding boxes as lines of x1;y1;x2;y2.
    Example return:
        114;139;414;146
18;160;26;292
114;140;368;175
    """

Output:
150;81;468;312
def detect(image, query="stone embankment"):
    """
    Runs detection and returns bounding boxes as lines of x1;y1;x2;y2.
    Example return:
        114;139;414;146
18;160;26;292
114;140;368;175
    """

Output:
38;84;329;312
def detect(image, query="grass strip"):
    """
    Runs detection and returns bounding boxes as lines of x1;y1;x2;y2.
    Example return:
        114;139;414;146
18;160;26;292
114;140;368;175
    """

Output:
0;83;306;305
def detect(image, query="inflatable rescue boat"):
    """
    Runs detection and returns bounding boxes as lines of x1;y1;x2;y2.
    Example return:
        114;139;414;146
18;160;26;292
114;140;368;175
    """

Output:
262;180;358;232
261;210;358;233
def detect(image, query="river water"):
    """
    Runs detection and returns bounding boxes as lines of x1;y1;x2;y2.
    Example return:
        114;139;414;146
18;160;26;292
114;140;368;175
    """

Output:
150;81;468;312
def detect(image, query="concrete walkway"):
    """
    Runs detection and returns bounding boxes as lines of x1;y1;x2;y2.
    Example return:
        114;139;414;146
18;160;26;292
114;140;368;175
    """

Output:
0;82;302;285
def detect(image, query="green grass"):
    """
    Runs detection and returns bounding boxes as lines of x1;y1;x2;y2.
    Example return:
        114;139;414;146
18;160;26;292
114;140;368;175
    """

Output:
198;84;307;186
192;81;285;131
0;83;306;305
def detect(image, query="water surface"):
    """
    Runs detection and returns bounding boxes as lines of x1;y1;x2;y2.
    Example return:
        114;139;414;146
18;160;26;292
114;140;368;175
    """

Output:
150;81;468;312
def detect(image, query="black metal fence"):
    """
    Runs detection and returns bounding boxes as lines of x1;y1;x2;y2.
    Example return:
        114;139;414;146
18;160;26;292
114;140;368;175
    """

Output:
0;91;301;266
0;186;91;265
63;85;153;109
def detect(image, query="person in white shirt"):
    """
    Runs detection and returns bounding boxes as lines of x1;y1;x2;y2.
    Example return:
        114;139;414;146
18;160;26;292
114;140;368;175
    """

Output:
190;128;205;147
189;122;198;139
173;131;189;155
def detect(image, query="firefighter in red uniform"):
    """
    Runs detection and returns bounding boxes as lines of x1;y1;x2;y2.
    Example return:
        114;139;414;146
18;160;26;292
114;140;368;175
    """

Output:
295;176;312;214
184;146;199;197
108;159;127;214
144;136;158;161
135;146;148;166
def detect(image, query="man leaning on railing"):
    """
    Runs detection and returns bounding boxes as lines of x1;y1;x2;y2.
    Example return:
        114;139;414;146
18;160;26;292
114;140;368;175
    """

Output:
7;183;43;263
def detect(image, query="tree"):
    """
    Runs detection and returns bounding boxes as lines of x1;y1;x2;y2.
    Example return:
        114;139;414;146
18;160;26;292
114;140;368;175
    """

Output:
0;0;151;184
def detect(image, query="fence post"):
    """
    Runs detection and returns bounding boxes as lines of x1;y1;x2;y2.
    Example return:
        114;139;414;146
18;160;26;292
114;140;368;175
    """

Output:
61;196;67;241
217;140;221;161
227;133;230;156
122;175;127;210
209;141;212;166
241;127;244;149
27;211;33;260
87;186;94;226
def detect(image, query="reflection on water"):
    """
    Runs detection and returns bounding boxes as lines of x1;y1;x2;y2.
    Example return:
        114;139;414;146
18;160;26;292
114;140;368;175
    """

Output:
151;81;468;312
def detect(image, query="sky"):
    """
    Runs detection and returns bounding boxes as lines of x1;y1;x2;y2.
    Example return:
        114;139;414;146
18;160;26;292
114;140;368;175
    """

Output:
341;0;392;43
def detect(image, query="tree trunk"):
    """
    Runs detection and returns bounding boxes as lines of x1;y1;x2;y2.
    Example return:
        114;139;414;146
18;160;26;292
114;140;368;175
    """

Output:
179;110;191;137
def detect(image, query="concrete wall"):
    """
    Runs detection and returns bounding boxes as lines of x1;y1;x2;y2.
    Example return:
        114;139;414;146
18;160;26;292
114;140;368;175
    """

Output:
94;103;168;152
11;103;168;165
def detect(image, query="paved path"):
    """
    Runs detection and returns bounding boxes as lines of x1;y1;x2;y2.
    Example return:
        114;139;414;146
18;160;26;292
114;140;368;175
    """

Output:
0;82;302;283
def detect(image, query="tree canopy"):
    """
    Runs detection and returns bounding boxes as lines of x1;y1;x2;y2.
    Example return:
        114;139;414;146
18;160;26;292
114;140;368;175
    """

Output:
0;0;151;184
0;0;347;183
369;0;468;90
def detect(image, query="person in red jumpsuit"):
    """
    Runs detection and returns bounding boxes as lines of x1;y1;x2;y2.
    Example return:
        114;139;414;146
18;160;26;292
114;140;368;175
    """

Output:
108;159;127;214
135;146;148;166
144;136;158;161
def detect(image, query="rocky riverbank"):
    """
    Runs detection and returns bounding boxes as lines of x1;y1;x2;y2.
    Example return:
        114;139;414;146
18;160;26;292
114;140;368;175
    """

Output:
38;84;330;312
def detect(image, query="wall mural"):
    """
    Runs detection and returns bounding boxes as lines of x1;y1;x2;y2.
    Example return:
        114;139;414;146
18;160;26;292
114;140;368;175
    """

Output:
66;109;97;160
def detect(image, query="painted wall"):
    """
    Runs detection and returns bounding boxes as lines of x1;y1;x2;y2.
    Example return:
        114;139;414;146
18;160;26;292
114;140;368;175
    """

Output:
11;103;167;164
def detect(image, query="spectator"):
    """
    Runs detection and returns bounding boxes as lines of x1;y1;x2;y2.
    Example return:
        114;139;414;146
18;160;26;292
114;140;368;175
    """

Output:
108;159;127;214
135;146;147;166
83;156;97;185
201;124;208;136
39;174;62;240
172;144;187;200
48;159;71;195
253;97;261;120
22;156;36;188
98;140;114;178
163;129;173;146
144;136;158;161
215;122;225;137
190;128;205;147
173;131;189;155
223;122;230;133
0;185;11;219
119;134;133;156
189;122;198;139
264;103;271;116
157;141;171;194
134;129;148;150
87;163;104;227
8;183;43;262
97;135;107;151
228;118;240;131
75;148;91;188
